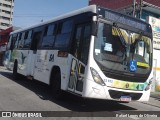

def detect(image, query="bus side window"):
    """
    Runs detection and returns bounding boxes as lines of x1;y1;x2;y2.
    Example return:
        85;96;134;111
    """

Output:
18;32;25;49
24;30;32;49
54;20;73;49
43;26;48;37
31;31;42;51
41;24;55;48
10;34;17;50
80;25;91;64
17;33;22;48
72;26;82;58
72;24;91;64
6;35;12;50
14;34;20;49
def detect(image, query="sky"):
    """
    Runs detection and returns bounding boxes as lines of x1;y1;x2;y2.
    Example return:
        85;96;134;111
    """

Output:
13;0;88;28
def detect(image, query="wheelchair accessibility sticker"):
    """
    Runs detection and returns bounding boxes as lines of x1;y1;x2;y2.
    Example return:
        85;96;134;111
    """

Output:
130;60;137;72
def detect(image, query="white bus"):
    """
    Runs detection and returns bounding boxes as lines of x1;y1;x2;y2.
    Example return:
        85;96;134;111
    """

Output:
4;5;153;102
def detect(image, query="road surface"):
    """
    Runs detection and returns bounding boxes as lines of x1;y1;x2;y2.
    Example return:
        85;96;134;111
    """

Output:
0;66;160;120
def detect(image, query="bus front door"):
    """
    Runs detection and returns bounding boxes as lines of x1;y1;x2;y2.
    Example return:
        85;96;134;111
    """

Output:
68;58;85;94
68;23;91;95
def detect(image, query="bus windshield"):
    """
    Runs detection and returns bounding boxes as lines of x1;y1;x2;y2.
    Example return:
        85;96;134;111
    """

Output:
94;22;152;76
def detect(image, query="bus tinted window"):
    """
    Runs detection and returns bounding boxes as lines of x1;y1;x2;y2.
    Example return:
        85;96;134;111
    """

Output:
41;36;55;48
31;31;42;50
81;25;91;64
24;30;32;49
6;35;12;50
54;33;70;48
61;20;73;33
18;33;22;40
24;31;29;39
47;24;55;35
14;38;19;49
41;24;55;48
14;33;21;49
23;30;32;49
10;34;17;50
28;30;33;39
18;32;25;48
43;26;48;36
72;24;91;64
57;23;63;34
54;20;73;49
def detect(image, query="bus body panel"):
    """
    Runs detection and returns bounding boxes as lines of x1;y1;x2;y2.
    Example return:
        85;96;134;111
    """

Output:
32;50;84;93
11;50;36;77
33;50;69;84
16;50;29;76
27;51;36;76
4;50;12;70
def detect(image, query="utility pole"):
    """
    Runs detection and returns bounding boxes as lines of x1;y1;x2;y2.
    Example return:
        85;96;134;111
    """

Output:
139;0;143;19
133;0;137;17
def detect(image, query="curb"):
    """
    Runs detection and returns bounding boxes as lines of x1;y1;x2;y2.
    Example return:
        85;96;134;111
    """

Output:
141;97;160;108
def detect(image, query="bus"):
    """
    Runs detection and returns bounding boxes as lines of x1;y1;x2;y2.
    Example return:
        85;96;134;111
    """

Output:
4;5;153;102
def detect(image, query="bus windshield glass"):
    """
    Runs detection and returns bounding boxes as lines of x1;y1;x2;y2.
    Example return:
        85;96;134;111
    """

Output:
94;22;152;75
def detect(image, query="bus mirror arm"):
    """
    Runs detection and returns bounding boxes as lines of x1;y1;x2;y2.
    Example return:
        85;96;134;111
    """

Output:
92;21;98;36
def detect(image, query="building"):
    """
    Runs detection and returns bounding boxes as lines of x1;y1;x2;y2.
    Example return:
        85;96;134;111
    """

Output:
89;0;160;19
89;0;160;92
0;0;14;31
89;0;160;10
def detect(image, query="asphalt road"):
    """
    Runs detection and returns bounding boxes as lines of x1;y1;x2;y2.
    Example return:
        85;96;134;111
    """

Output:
0;66;160;120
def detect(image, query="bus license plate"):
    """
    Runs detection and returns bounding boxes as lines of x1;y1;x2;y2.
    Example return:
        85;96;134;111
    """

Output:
120;96;131;102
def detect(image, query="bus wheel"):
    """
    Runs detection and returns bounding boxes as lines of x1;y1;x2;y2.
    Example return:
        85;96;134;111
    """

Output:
13;62;19;79
51;72;63;100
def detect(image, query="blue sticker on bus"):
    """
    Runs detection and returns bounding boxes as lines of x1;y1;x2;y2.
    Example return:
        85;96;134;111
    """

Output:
130;60;137;72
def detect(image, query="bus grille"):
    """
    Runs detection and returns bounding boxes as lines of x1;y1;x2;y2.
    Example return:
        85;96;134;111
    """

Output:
108;90;142;100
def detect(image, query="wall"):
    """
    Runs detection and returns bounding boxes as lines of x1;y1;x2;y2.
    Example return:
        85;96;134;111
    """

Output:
89;0;160;9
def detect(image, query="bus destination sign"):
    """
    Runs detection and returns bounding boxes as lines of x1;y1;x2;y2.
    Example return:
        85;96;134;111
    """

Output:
98;8;149;32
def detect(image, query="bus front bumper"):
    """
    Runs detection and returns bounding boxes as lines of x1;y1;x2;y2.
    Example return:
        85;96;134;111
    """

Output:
83;79;150;102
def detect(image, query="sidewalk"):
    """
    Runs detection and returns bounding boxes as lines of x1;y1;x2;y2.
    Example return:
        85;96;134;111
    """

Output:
0;66;11;72
142;92;160;108
151;92;160;100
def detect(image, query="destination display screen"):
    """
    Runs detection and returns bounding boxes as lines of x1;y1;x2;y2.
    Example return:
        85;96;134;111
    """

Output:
98;7;151;33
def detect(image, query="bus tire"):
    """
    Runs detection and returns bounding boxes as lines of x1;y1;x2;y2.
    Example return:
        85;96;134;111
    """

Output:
50;70;63;100
13;61;19;80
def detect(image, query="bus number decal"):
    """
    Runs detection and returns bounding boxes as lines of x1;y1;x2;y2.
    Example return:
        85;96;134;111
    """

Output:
49;54;54;62
104;79;113;83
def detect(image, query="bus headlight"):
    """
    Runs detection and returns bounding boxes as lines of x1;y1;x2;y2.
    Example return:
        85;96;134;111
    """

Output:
90;67;105;86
